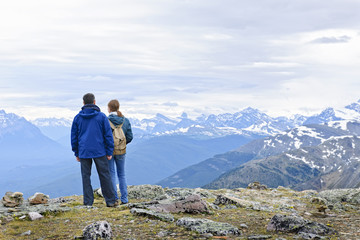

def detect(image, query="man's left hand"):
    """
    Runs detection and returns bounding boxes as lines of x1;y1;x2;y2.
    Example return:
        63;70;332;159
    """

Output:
107;155;112;160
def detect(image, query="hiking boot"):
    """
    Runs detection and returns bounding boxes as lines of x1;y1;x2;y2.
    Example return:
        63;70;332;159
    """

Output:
106;201;119;207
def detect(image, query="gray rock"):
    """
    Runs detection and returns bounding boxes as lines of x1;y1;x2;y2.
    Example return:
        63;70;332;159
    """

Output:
247;182;268;190
157;231;169;237
20;230;31;236
83;221;112;240
240;223;248;229
28;193;50;205
128;185;166;200
130;208;174;222
28;212;44;221
176;217;241;236
201;233;214;238
319;189;360;204
148;194;210;214
208;203;220;210
267;214;336;236
127;200;159;209
165;187;215;199
48;197;75;204
1;192;24;207
247;235;272;240
310;197;327;205
296;232;329;239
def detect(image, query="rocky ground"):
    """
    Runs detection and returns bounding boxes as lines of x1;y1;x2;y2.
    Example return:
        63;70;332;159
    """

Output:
0;184;359;239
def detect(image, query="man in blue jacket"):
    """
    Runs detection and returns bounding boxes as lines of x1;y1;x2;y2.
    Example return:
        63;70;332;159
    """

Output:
71;93;117;207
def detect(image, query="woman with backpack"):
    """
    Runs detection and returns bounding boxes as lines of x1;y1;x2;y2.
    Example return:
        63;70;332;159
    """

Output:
107;99;133;204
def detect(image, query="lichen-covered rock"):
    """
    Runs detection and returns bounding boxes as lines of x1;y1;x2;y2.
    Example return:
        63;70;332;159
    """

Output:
83;221;112;240
165;187;215;199
28;212;43;221
247;235;272;240
28;193;49;205
310;197;327;205
128;185;166;200
1;192;23;207
176;217;241;236
130;208;174;222
296;232;329;239
213;194;273;212
148;194;210;214
247;182;267;190
319;188;360;204
267;214;337;236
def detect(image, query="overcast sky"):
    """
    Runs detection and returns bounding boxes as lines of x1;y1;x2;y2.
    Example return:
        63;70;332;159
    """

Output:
1;0;360;120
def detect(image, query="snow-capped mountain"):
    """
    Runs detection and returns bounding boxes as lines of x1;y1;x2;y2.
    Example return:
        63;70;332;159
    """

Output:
158;121;360;188
205;135;360;190
29;99;360;140
30;118;72;141
0;110;72;169
31;118;72;127
0;110;45;139
129;107;301;138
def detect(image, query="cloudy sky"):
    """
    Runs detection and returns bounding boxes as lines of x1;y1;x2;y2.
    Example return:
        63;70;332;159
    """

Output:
1;0;360;120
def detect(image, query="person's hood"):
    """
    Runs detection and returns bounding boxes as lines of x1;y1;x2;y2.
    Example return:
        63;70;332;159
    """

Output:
108;114;124;126
79;104;101;119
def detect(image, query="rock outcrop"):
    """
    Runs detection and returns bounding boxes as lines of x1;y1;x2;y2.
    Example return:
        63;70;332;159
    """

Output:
147;194;210;214
28;193;49;205
1;192;24;207
267;214;337;236
130;208;174;222
176;217;241;236
247;181;268;190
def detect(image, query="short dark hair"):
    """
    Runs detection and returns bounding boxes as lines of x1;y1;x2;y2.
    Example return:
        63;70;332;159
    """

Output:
83;93;95;104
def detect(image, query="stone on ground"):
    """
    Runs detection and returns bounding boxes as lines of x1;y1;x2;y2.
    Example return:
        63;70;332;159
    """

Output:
176;217;241;236
28;192;50;205
267;214;337;236
148;194;210;214
1;192;24;207
83;221;112;240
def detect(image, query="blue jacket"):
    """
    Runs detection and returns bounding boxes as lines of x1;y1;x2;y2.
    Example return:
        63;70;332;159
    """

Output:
71;104;114;158
108;114;133;144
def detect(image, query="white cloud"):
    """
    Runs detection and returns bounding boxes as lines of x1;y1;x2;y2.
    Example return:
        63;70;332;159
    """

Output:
1;1;360;119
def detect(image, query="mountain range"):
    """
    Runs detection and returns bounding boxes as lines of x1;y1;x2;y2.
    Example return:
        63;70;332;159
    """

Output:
204;123;360;190
1;99;360;197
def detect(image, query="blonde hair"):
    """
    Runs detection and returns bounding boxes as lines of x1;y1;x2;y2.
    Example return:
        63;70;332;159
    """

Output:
108;99;124;117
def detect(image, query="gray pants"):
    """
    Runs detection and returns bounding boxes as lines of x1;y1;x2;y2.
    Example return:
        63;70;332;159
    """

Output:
80;156;116;206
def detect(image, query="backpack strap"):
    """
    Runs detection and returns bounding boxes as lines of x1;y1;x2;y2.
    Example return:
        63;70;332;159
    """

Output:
109;121;124;129
109;120;116;129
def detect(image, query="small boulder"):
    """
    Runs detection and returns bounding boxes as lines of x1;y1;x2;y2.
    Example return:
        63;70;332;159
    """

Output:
130;208;174;222
20;230;31;236
148;194;210;214
247;182;267;190
128;185;166;200
176;217;241;236
28;212;44;221
83;221;112;240
28;192;49;205
267;214;337;236
1;192;23;207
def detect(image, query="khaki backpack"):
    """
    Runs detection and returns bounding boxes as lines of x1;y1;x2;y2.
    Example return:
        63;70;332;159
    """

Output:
109;121;127;155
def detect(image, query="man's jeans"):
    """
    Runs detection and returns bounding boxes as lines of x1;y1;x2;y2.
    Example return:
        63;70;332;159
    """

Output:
108;154;128;203
80;156;116;206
